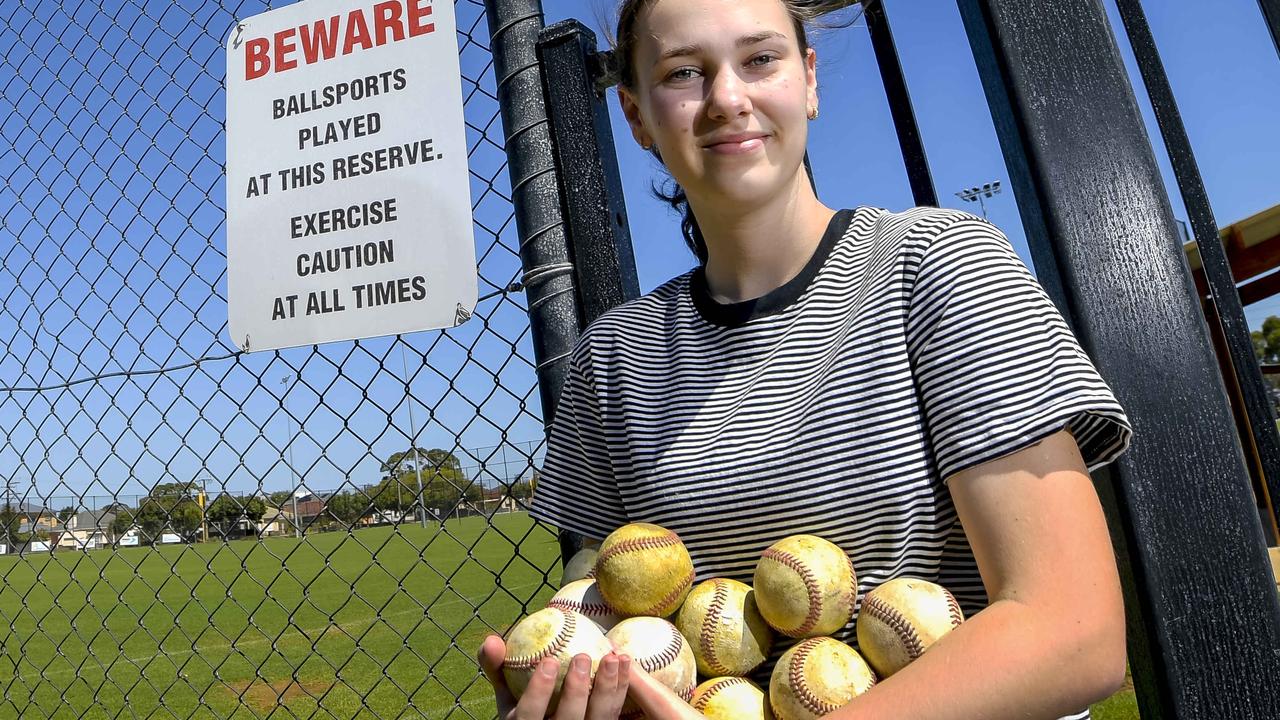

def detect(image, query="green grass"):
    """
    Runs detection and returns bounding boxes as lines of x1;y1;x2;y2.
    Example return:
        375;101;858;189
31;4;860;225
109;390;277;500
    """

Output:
0;512;1141;718
0;513;561;719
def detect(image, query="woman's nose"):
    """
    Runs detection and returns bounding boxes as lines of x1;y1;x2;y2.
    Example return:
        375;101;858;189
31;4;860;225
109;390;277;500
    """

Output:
705;67;751;121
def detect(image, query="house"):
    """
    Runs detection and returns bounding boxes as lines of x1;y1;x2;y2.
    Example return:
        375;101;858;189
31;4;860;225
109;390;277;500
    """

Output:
49;510;117;551
257;507;291;537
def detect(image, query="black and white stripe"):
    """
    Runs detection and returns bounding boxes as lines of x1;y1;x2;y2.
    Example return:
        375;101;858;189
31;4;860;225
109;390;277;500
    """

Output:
532;206;1130;719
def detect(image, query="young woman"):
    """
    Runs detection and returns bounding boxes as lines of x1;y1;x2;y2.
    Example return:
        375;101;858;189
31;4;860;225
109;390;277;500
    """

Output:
480;1;1133;718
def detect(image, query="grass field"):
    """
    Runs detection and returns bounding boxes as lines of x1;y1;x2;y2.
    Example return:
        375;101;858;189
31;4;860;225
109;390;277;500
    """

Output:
0;513;561;719
0;512;1139;719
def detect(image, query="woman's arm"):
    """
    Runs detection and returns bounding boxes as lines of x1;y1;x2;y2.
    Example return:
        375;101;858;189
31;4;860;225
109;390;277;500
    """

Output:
832;428;1127;719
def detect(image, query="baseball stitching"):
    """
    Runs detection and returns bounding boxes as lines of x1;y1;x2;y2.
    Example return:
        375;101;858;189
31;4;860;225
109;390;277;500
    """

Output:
635;624;685;674
699;579;730;675
691;677;751;711
788;638;842;717
505;608;575;671
861;593;925;659
596;531;683;567
548;596;613;617
761;548;822;637
944;589;964;628
652;569;694;615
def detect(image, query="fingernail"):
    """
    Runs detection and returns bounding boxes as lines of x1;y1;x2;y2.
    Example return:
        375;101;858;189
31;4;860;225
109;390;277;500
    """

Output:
540;658;558;677
603;656;617;677
573;655;589;674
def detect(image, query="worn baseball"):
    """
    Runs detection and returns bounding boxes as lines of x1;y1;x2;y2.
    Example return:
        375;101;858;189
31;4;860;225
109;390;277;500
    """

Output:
561;547;599;586
502;606;613;710
768;637;877;720
548;578;622;631
753;535;857;637
594;523;695;617
674;578;773;676
856;577;964;678
606;616;697;714
691;677;775;720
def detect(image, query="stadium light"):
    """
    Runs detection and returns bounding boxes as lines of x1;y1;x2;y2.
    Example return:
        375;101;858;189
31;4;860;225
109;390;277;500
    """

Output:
955;180;1003;219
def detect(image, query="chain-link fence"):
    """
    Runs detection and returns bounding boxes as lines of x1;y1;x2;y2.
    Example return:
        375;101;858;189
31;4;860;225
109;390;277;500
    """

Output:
0;1;562;717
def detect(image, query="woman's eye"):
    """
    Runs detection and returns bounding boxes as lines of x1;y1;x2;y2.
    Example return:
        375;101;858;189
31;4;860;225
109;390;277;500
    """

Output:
666;67;699;82
748;54;778;67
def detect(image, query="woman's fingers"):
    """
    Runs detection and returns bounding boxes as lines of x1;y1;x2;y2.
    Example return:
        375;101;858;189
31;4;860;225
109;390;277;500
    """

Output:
514;657;560;720
478;635;519;715
586;654;631;720
625;663;702;719
552;654;593;720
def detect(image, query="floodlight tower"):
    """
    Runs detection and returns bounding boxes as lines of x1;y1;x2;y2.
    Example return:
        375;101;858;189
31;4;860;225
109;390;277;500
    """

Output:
955;180;1003;220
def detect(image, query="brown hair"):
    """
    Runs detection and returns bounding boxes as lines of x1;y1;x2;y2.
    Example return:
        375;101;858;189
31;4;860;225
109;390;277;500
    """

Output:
611;0;860;264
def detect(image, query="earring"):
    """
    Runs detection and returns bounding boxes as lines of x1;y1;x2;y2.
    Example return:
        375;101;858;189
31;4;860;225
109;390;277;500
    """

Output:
807;106;819;121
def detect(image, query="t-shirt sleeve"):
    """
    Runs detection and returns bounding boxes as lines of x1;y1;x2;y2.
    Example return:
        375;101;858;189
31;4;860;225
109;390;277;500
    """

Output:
529;338;628;540
906;216;1132;480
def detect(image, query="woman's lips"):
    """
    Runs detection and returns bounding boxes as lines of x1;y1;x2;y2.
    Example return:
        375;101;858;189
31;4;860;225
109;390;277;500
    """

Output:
703;135;768;155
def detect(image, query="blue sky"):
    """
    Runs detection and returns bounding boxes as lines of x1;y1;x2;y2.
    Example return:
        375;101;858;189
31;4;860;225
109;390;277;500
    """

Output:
0;0;1277;506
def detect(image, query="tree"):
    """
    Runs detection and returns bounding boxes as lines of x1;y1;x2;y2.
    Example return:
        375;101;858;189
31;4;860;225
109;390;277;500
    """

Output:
1250;315;1280;410
267;490;294;507
508;480;534;501
134;482;202;543
206;495;267;538
58;506;76;524
325;492;369;529
0;503;21;545
373;448;471;517
110;509;135;540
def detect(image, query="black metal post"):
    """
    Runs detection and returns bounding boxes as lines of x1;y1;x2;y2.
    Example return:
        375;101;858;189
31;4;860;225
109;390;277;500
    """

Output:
1260;0;1280;59
1114;0;1280;547
485;0;580;422
864;0;937;207
957;1;1280;718
537;21;640;325
485;0;584;563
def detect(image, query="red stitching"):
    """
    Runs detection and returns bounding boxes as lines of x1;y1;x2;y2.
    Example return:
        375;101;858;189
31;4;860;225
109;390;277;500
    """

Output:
945;589;964;628
699;579;730;675
547;597;613;617
761;548;822;637
635;623;685;674
653;568;694;616
596;531;682;567
788;638;841;716
505;608;574;671
861;593;925;659
691;677;751;711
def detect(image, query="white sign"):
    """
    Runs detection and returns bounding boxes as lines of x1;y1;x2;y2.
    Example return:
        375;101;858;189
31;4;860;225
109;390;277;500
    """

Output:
160;533;183;545
0;543;7;555
119;534;140;547
226;0;476;352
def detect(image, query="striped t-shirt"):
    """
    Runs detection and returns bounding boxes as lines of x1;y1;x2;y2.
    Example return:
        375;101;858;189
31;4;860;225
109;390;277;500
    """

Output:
531;206;1132;717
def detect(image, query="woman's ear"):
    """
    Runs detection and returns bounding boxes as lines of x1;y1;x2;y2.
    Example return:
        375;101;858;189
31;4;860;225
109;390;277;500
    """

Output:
617;85;651;150
805;47;818;113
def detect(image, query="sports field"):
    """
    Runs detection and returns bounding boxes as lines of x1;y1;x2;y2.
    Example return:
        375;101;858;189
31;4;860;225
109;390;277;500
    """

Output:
0;512;560;719
0;511;1139;719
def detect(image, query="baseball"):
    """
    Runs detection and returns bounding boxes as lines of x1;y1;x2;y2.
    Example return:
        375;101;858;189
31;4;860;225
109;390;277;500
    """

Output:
502;606;613;710
753;535;857;637
594;523;695;617
606;616;697;714
856;577;965;677
561;547;599;586
674;578;773;676
691;677;775;720
548;578;622;631
768;637;877;720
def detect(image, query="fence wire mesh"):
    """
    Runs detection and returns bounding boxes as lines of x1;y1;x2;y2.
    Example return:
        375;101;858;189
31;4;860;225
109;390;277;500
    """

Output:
0;1;562;718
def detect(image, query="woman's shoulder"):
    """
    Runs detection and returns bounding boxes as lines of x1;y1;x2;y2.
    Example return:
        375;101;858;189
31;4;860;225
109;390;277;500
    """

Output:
855;205;992;242
576;271;694;347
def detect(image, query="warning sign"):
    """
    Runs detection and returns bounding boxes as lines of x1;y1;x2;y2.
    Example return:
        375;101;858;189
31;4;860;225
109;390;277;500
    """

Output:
225;0;476;352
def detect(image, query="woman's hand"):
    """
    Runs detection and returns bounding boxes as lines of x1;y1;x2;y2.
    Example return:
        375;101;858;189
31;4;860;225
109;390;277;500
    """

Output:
478;634;633;719
623;664;706;720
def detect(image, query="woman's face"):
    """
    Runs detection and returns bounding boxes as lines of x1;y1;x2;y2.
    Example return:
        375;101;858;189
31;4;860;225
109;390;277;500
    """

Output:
619;0;817;212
